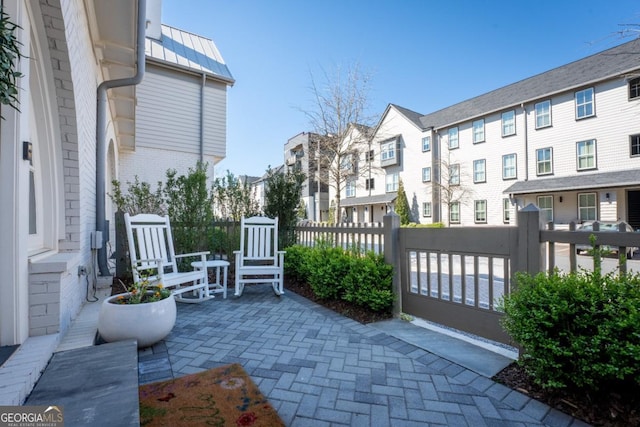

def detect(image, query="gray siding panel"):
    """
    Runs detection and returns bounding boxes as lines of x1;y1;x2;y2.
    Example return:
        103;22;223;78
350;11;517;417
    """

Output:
136;67;201;153
136;65;227;159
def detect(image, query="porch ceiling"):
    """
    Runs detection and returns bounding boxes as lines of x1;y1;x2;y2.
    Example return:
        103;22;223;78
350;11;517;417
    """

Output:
503;169;640;195
85;0;138;149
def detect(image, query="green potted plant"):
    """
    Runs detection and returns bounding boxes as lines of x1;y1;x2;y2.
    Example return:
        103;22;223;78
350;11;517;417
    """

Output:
97;275;177;348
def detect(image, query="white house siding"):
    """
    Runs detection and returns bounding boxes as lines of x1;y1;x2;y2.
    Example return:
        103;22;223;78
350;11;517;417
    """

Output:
0;0;125;346
118;147;216;188
514;78;640;225
59;0;105;334
131;64;226;186
380;109;430;223
321;41;640;228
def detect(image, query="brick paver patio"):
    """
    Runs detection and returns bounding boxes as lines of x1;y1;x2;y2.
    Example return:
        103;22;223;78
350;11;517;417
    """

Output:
138;284;588;427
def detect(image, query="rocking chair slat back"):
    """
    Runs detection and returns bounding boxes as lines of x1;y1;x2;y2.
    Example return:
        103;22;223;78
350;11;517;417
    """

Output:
124;213;210;303
234;216;285;297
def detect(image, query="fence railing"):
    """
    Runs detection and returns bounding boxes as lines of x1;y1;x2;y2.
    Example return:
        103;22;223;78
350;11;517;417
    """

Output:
294;222;385;255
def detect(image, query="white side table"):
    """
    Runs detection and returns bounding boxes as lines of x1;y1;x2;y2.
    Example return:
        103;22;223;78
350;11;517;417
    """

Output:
191;260;229;299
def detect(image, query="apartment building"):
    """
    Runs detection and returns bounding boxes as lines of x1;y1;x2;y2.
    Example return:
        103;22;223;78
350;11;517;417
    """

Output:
284;132;330;221
332;37;640;227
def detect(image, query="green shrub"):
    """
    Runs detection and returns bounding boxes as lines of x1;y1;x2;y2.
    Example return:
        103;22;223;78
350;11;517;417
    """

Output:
283;244;313;282
342;252;394;312
306;246;350;300
501;270;640;392
403;222;445;228
285;243;394;314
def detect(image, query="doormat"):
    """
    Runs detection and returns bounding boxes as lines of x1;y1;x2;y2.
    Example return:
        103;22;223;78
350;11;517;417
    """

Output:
139;363;285;426
0;345;19;368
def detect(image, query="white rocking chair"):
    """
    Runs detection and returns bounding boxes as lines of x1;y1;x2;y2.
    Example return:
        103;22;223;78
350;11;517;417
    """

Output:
234;216;285;297
124;213;210;303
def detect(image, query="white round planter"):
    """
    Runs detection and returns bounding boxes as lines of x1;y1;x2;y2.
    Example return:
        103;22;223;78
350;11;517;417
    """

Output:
97;293;177;348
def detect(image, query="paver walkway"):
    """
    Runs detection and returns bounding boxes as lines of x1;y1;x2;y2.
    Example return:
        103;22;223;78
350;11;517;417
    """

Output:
139;284;589;427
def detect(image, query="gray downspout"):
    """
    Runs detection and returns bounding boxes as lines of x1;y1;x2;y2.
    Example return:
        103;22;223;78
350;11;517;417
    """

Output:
199;73;205;162
96;0;147;276
521;103;529;182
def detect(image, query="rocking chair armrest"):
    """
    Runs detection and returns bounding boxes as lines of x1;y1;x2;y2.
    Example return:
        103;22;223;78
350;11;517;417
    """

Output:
174;251;210;259
133;258;163;266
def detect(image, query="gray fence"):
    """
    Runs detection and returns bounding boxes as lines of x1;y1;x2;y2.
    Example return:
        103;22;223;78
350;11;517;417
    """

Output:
296;205;640;346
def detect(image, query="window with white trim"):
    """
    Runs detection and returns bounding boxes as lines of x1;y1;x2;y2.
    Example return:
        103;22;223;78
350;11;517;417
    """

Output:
630;77;640;100
450;202;460;224
578;193;597;222
575;87;594;119
449;163;460;186
536;147;553;175
502;153;516;179
576;139;596;170
474;200;487;223
422;167;431;182
503;198;511;224
448;127;459;149
501;110;515;136
473;159;486;183
385;173;399;192
473;119;485;143
381;141;395;161
537;195;553;223
422;136;431;152
630;134;640;157
422;202;432;217
535;100;551;129
346;179;356;197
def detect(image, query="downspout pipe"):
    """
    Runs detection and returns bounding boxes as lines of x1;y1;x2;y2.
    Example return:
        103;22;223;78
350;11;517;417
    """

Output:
521;103;529;182
96;0;147;276
199;72;205;162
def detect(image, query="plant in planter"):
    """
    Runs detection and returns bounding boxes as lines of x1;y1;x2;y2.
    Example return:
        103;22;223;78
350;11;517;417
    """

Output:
98;274;177;348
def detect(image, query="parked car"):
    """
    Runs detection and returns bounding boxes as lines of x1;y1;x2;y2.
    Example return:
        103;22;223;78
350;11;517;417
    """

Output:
575;221;637;257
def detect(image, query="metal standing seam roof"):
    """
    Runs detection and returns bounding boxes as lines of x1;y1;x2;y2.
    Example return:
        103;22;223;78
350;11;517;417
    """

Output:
416;38;640;130
145;24;235;84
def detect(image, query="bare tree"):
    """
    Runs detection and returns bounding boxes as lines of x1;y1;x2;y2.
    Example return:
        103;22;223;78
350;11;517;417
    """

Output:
301;63;378;219
432;158;474;226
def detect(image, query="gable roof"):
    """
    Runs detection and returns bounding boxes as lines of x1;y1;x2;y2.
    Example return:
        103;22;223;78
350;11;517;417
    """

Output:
390;104;425;129
419;38;640;130
146;24;235;84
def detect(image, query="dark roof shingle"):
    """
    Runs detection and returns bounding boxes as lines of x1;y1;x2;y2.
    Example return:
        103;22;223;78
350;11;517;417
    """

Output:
418;38;640;129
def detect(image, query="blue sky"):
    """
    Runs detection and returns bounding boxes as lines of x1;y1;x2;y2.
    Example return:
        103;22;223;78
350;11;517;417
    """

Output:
161;0;640;178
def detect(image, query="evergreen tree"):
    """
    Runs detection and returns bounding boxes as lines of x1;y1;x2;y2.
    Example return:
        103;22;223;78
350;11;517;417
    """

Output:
395;178;411;225
263;168;306;248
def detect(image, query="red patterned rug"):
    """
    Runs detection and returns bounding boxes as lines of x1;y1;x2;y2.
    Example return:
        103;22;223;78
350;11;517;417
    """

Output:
139;363;285;426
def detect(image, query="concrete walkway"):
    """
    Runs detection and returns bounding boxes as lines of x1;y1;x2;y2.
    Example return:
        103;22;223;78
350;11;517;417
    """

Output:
141;284;588;427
